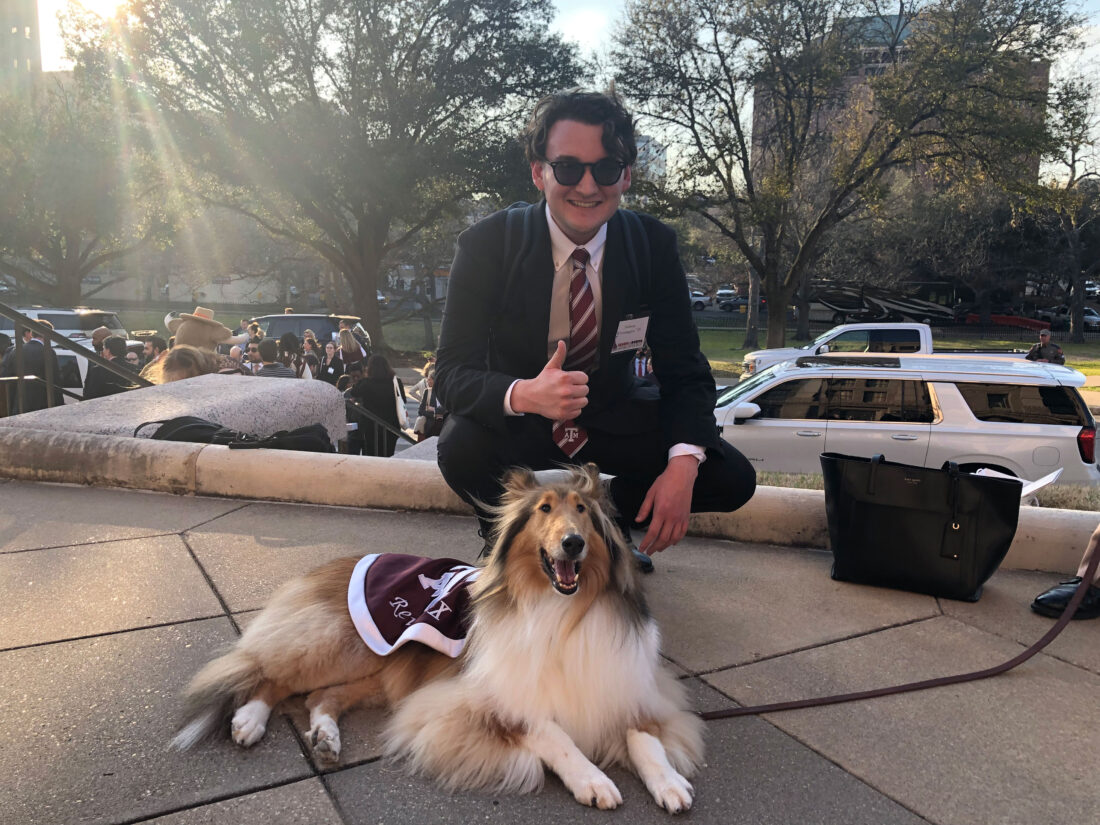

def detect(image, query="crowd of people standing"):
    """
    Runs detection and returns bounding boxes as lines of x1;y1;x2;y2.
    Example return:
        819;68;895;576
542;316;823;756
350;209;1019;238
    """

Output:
0;308;445;458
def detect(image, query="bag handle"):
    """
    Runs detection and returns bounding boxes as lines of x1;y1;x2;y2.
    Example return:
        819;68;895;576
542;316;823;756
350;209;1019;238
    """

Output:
699;545;1100;721
866;454;884;495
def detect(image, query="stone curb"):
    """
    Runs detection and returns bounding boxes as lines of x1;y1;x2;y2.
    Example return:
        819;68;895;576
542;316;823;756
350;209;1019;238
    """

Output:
0;426;1091;573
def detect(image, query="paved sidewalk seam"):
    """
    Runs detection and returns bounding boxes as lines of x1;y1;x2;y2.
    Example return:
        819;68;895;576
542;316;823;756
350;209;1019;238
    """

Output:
181;534;243;636
0;613;230;654
0;531;182;556
114;775;324;825
178;500;254;534
691;614;945;677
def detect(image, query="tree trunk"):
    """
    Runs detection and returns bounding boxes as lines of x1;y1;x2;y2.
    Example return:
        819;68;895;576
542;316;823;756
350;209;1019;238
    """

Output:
741;270;761;350
765;286;794;348
795;276;811;340
347;256;387;352
1070;277;1084;343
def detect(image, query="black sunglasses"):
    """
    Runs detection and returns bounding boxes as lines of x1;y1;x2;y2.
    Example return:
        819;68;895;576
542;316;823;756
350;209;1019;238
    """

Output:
546;158;626;187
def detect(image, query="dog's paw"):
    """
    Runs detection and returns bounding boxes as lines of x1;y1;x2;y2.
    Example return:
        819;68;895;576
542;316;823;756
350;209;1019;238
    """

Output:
572;769;622;810
230;701;269;747
647;770;694;814
308;716;341;764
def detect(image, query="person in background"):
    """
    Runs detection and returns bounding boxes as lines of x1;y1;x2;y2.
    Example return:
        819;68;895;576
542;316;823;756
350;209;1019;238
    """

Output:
302;352;320;379
319;340;345;386
1025;330;1065;365
158;345;219;383
218;345;251;375
0;319;62;412
348;354;403;456
415;369;447;442
124;350;142;370
256;338;297;378
0;332;13;361
338;317;371;354
244;342;263;374
339;328;367;373
83;336;135;399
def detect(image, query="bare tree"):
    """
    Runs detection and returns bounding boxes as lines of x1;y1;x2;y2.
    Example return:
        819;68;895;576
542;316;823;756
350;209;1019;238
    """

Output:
613;0;1078;347
81;0;583;349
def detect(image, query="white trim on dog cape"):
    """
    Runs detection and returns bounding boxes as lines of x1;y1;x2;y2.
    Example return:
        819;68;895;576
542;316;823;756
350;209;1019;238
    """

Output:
347;554;480;658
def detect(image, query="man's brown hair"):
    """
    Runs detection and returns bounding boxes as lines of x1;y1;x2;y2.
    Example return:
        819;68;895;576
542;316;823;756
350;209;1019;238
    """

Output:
522;89;637;166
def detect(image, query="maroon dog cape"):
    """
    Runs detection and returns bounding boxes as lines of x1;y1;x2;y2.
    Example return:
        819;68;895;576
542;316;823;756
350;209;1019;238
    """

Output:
347;554;481;658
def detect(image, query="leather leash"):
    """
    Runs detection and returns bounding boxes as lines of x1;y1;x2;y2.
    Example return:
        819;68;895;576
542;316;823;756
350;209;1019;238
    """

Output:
699;548;1100;721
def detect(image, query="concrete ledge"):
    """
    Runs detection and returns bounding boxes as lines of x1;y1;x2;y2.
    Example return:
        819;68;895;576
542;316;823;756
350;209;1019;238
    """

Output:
0;425;1093;573
194;450;468;511
0;428;204;495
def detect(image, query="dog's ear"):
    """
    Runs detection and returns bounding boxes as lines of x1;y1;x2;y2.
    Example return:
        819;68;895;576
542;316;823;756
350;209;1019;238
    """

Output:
577;463;603;499
501;467;537;496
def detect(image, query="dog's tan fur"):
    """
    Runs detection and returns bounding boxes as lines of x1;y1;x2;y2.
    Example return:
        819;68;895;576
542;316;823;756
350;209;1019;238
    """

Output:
173;464;703;812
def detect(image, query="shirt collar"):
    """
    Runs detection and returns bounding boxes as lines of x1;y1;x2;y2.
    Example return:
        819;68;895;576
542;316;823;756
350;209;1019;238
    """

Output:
545;202;607;272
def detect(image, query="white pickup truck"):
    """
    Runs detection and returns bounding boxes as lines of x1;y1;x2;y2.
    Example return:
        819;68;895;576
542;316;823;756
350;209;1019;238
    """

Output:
740;322;1026;378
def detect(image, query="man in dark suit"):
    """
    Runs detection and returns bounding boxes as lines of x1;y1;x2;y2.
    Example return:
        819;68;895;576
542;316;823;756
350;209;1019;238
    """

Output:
434;90;756;568
83;335;135;400
0;322;62;413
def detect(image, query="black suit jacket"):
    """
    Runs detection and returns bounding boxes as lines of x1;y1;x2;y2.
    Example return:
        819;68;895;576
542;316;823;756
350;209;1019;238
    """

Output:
435;201;720;453
83;361;134;399
0;339;62;413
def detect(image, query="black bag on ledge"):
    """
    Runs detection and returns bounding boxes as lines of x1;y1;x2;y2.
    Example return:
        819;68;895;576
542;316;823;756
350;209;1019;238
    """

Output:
820;453;1022;602
135;416;334;453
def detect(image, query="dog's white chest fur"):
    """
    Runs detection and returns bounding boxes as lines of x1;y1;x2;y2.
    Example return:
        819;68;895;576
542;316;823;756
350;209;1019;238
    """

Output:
465;594;661;756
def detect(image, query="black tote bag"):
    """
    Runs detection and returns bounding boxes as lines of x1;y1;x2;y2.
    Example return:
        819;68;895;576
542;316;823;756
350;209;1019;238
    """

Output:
820;453;1023;601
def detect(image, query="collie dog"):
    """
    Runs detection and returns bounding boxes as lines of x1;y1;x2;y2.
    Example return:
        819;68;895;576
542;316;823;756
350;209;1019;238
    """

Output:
172;464;703;812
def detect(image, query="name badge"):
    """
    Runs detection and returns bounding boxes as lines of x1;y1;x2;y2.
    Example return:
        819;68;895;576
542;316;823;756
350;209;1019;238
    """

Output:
612;315;649;354
327;367;335;374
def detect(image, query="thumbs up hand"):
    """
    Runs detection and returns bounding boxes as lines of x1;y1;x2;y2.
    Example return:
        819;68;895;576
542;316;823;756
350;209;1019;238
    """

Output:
510;340;589;420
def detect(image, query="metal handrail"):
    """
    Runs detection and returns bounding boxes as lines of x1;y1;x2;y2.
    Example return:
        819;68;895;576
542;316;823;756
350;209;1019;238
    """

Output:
344;398;416;455
0;301;153;415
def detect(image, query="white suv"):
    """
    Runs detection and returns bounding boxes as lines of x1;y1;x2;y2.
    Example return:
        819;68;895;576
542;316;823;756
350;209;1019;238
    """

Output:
715;353;1098;484
0;307;128;342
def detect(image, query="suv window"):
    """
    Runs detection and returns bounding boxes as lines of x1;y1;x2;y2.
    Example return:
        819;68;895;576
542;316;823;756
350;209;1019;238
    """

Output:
955;382;1090;426
754;378;827;419
826;331;868;352
871;328;921;353
825;377;934;423
258;317;340;342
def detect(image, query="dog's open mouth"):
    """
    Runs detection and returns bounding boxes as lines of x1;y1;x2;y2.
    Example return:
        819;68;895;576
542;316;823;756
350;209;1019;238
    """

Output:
540;548;581;595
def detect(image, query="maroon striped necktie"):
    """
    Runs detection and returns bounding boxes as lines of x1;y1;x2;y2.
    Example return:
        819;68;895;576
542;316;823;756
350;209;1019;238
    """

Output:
553;247;596;457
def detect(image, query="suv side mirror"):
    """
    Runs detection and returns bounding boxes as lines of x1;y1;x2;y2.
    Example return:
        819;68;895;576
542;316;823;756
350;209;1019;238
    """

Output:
817;344;830;354
732;402;761;423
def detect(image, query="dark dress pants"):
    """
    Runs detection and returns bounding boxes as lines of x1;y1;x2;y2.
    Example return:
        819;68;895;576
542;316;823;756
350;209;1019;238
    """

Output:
437;412;756;540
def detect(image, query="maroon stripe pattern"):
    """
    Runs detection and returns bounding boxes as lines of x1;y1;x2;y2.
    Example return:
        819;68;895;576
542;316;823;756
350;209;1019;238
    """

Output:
553;247;595;457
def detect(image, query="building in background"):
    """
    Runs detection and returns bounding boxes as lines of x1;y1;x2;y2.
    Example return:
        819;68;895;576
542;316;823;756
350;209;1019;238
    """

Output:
1;0;42;96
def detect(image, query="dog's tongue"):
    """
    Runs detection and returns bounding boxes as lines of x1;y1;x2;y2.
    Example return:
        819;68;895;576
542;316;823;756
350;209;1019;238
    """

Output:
554;559;577;586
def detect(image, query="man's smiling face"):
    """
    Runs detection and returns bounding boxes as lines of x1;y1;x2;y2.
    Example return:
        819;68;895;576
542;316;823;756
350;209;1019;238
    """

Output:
531;119;631;245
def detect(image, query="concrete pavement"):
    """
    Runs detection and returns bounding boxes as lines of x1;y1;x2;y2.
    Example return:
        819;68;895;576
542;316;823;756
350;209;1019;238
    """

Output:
0;478;1096;825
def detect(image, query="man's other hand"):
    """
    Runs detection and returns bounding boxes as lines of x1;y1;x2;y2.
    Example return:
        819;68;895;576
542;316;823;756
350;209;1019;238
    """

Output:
511;340;589;420
635;454;699;555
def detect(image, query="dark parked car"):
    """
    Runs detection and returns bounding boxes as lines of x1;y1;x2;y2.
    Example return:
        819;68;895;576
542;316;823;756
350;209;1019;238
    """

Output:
250;314;370;348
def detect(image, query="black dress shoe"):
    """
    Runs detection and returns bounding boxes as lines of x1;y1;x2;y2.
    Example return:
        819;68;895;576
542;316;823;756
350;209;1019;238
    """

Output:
1030;577;1100;620
630;545;655;574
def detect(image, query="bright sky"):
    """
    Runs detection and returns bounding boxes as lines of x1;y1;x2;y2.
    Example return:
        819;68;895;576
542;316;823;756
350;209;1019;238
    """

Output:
37;0;1100;78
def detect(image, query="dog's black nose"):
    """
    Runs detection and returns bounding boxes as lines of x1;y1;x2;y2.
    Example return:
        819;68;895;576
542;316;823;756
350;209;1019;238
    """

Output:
561;534;585;559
